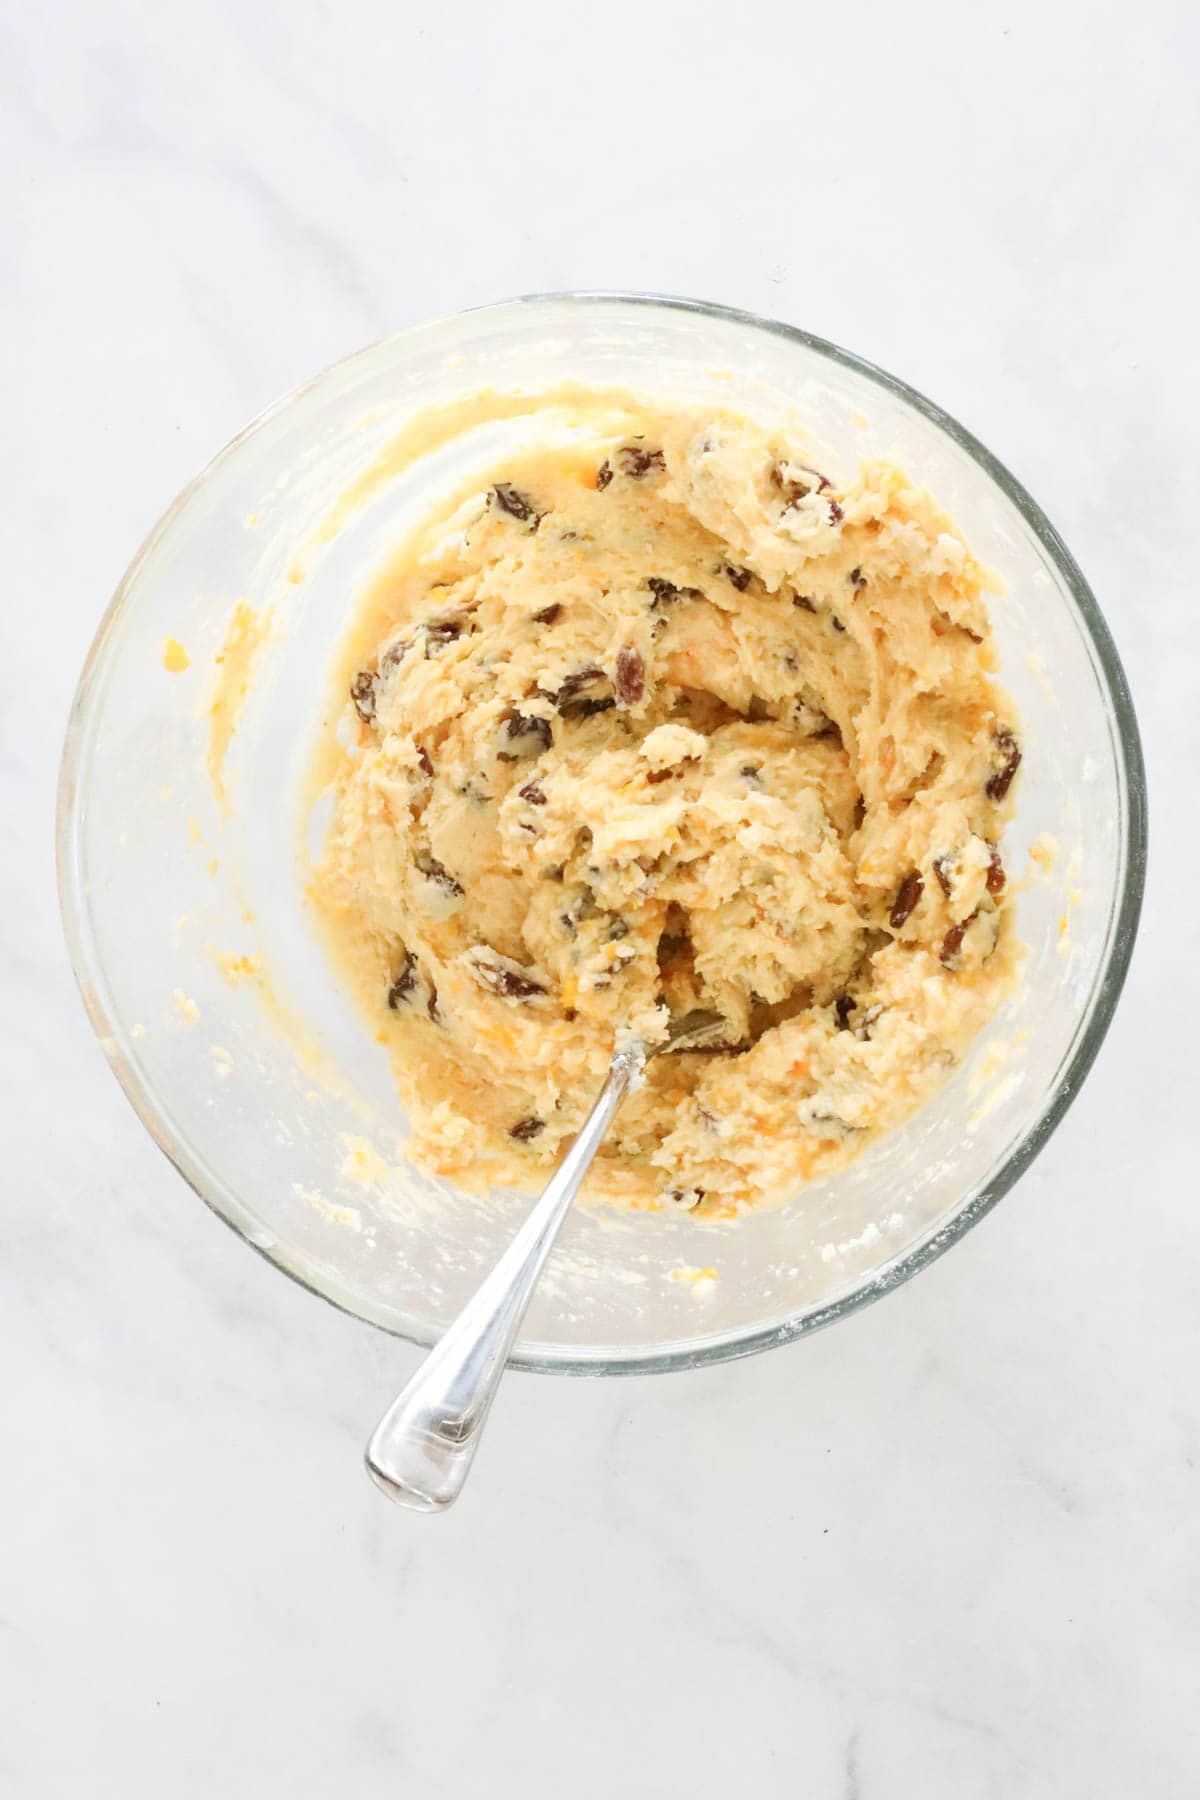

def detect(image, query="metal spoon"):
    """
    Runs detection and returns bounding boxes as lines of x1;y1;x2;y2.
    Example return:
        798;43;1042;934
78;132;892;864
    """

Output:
364;1010;726;1512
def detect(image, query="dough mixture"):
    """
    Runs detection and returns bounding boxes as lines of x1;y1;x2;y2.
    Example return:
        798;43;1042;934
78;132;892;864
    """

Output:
311;396;1021;1215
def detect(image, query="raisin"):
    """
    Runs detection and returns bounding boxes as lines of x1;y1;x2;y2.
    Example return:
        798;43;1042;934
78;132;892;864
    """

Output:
890;869;924;930
518;780;546;805
795;462;831;491
424;616;462;654
849;567;866;589
614;647;645;707
496;751;518;764
506;710;553;749
386;953;417;1008
510;1116;545;1142
552;665;604;706
416;745;434;777
350;671;377;722
595;461;614;490
562;695;615;721
774;462;829;506
933;853;955;898
607;917;630;941
380;637;410;672
831;616;845;633
834;994;856;1030
468;950;546;999
427;985;441;1024
491;482;538;522
616;444;665;477
792;593;816;613
941;914;976;966
664;1187;703;1211
417;855;464;897
985;728;1022;802
723;564;752;591
986;843;1006;895
552;669;613;719
645;767;676;785
780;478;812;505
855;1003;884;1040
646;577;703;608
533;603;562;625
828;498;844;524
496;969;544;997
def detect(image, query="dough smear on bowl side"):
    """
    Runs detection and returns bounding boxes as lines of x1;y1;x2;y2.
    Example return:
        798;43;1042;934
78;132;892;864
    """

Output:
310;398;1022;1218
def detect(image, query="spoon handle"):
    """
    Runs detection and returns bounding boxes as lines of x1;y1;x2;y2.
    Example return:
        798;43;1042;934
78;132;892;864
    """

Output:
365;1043;644;1512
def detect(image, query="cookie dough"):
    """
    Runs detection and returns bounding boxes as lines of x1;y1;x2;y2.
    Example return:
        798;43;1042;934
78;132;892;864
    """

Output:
310;397;1021;1215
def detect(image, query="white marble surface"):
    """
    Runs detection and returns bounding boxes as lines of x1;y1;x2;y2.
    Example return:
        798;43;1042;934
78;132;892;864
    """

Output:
4;3;1197;1794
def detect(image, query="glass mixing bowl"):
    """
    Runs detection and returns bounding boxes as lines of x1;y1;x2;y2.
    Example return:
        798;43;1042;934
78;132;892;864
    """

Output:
57;294;1146;1373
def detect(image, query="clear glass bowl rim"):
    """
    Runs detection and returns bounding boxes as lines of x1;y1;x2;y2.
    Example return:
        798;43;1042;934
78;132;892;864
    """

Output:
56;290;1148;1376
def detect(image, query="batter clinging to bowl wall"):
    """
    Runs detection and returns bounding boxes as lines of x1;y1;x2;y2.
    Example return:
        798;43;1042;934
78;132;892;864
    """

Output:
310;394;1022;1218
